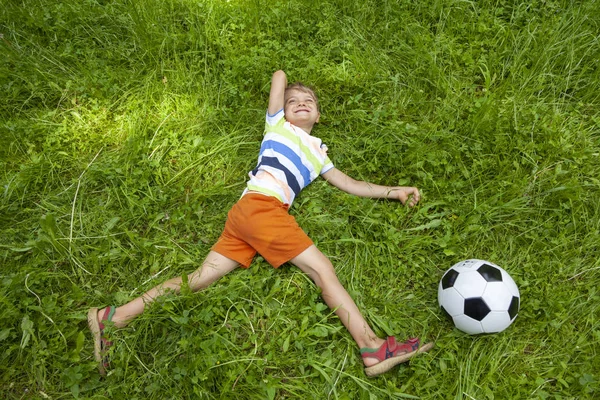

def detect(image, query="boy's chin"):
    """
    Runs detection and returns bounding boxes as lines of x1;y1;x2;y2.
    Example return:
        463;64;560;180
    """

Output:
290;115;316;123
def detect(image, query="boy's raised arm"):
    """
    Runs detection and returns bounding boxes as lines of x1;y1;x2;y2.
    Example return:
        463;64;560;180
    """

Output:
268;70;287;116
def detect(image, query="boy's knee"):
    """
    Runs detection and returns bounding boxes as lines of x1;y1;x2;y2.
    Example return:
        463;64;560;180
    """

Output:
310;263;338;285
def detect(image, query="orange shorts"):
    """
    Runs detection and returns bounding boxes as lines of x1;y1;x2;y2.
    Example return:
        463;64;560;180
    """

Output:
211;193;313;268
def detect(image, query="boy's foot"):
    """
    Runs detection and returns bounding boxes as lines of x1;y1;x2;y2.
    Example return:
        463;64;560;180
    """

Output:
361;337;434;377
87;306;115;375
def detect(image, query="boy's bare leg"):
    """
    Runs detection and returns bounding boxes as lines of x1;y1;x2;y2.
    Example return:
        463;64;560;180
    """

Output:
97;251;239;328
289;245;385;367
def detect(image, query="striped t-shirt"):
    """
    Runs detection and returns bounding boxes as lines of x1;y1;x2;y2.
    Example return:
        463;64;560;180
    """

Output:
244;109;334;205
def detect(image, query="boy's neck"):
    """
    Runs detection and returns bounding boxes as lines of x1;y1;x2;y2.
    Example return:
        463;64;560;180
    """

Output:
295;122;315;134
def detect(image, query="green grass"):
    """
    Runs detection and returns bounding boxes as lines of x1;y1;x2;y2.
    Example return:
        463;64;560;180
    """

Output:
1;0;599;398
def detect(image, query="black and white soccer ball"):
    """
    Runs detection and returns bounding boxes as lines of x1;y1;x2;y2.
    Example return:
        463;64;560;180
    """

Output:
438;259;520;334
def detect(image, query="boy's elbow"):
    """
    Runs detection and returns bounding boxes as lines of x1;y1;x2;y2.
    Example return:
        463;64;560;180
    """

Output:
343;177;363;195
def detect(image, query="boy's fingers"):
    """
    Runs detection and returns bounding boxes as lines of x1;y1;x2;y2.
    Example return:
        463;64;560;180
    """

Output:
405;187;420;207
412;188;420;203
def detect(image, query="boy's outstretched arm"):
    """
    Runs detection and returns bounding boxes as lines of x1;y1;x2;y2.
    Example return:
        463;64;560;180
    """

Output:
322;167;420;207
268;70;287;116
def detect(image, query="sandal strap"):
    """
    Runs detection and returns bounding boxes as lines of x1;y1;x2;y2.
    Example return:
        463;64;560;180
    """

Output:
360;336;420;361
98;306;116;370
386;336;397;349
360;336;395;360
98;306;116;331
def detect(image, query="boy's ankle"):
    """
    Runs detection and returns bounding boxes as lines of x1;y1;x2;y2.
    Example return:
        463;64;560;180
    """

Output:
360;337;385;351
98;306;127;329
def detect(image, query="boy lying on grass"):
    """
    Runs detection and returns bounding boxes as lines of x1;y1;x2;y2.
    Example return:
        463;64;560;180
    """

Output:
88;70;433;377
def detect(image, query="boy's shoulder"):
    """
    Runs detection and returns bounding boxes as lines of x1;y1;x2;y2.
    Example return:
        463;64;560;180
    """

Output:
266;108;285;126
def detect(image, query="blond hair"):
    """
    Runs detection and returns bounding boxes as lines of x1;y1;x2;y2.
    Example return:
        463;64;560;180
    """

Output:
285;82;319;109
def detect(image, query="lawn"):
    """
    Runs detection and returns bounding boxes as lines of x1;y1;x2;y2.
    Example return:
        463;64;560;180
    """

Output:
1;0;599;398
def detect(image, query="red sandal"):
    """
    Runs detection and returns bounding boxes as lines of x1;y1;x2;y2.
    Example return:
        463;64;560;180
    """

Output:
87;306;115;375
361;336;434;377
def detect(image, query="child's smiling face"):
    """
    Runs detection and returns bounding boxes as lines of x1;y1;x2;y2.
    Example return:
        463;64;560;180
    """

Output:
284;89;320;132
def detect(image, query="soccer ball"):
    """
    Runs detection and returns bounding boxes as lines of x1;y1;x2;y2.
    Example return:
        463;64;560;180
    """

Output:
438;259;520;335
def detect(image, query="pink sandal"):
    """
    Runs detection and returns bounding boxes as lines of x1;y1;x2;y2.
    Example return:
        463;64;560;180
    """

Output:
361;336;434;377
87;306;115;375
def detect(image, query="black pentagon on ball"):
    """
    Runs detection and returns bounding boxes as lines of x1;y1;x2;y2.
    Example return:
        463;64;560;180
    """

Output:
508;296;520;319
441;269;460;289
477;264;503;282
464;298;491;321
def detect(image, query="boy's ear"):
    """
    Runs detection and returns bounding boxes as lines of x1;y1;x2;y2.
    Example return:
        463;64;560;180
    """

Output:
316;112;320;123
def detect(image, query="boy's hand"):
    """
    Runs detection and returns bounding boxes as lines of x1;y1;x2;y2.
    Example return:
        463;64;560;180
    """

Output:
390;187;420;207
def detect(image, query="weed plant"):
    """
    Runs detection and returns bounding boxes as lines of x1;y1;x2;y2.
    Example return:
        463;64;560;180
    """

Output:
1;0;599;398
